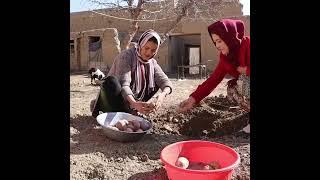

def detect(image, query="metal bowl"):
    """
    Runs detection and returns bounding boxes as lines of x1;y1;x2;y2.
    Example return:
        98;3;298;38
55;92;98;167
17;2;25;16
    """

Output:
96;112;152;142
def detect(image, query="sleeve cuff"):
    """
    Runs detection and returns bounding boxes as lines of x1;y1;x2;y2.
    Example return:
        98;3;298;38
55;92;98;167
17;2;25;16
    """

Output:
160;84;173;95
121;86;134;97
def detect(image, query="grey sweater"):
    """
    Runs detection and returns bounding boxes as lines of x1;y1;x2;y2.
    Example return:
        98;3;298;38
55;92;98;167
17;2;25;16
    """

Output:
108;47;173;99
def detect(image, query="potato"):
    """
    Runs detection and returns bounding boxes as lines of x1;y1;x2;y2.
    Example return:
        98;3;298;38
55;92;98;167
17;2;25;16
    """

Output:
140;121;150;131
119;119;129;125
144;102;155;109
131;120;141;130
125;127;133;132
108;126;119;131
128;120;133;126
203;165;213;170
127;124;135;130
115;120;128;131
115;121;123;130
208;161;220;170
187;162;206;170
135;128;144;133
175;157;189;169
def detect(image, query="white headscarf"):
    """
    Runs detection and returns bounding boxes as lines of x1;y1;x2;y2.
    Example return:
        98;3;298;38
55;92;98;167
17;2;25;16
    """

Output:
133;29;161;100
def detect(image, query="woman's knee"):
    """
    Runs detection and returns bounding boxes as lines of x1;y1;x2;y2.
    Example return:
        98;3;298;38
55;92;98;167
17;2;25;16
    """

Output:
102;76;121;91
102;76;118;86
102;76;121;96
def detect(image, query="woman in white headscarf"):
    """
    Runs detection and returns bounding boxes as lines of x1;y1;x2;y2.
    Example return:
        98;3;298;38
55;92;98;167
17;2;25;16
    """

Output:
91;30;173;117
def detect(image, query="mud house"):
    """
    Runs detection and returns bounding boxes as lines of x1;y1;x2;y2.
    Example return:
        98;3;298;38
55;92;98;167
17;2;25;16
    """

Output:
70;0;250;76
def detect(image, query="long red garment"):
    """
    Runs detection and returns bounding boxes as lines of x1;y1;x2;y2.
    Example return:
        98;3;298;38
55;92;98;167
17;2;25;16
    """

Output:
190;19;250;104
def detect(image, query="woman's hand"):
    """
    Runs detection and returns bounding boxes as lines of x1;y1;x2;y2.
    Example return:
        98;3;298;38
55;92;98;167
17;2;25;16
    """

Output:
154;87;171;110
127;95;154;114
155;93;166;109
177;97;196;113
131;101;155;114
237;66;247;74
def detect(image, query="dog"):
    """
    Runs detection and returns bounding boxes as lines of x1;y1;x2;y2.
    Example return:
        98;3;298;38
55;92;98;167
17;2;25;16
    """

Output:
88;67;105;84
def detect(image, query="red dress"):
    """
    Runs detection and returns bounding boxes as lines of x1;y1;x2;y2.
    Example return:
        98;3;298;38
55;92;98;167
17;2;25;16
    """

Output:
190;37;250;104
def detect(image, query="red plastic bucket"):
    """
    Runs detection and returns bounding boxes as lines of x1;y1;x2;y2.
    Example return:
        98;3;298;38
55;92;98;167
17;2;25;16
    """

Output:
160;140;240;180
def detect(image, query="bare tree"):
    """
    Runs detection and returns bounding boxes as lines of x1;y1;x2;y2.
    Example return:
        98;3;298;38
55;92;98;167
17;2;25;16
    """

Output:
88;0;241;50
122;0;143;50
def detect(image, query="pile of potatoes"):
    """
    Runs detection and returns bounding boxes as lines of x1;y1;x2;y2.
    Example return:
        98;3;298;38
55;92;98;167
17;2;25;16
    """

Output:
108;119;150;133
175;157;221;170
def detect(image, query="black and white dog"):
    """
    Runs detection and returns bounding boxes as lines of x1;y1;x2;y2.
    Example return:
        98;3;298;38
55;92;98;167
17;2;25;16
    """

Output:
88;68;105;84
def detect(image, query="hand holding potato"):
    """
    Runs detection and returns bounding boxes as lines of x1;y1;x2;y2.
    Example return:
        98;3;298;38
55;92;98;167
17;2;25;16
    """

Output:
131;101;155;114
177;97;196;113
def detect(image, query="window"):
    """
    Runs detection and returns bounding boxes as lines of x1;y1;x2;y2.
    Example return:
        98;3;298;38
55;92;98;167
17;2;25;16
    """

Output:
88;36;101;52
88;36;103;62
70;40;75;55
89;36;100;43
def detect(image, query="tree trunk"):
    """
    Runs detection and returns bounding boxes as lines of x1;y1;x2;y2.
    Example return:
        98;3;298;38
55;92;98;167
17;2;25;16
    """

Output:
120;0;143;50
120;20;139;50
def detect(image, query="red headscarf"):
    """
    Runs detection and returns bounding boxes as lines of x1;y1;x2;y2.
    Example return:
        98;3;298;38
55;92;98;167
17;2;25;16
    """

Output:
208;19;250;72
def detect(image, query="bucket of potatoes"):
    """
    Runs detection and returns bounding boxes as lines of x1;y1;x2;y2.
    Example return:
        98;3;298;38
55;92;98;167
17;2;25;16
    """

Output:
96;112;152;142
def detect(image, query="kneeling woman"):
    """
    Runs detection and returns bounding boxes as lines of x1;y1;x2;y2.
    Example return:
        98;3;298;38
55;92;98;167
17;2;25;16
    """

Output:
91;30;173;117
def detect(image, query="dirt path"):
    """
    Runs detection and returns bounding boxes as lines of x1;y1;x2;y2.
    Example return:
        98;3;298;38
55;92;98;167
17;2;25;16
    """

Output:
70;74;250;180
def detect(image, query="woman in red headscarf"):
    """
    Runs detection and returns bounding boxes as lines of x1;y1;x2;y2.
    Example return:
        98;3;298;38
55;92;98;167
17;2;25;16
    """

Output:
178;19;250;114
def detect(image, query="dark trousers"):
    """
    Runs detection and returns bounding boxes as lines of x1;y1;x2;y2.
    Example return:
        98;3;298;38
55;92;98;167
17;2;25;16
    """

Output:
92;76;130;117
92;76;160;118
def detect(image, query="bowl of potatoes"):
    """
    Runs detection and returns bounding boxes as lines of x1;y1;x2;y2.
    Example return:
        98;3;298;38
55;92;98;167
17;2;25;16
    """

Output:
96;112;152;142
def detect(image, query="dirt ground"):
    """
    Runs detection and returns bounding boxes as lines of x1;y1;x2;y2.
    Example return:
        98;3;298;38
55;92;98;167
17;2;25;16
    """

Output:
70;73;250;180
